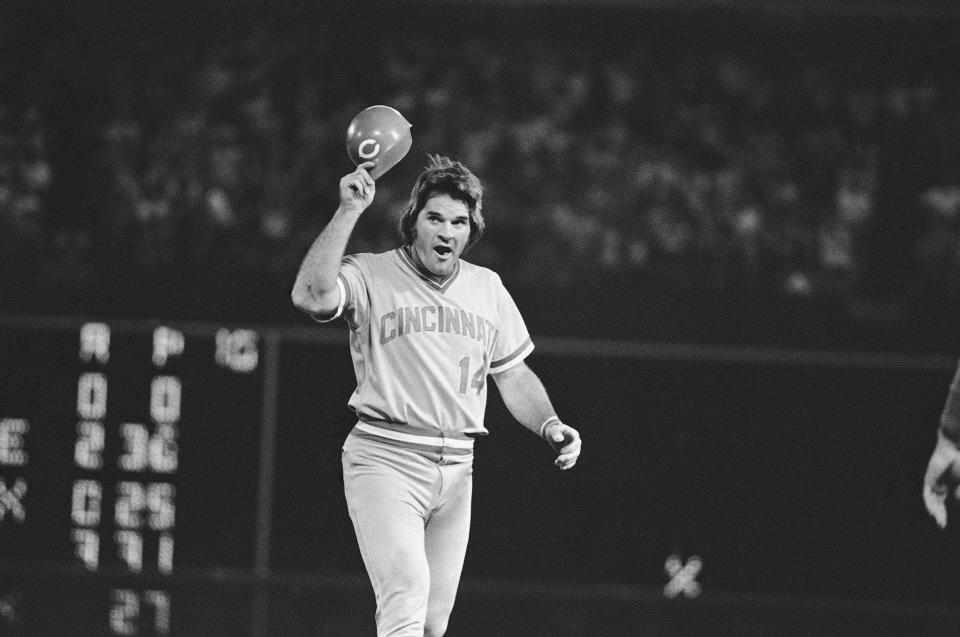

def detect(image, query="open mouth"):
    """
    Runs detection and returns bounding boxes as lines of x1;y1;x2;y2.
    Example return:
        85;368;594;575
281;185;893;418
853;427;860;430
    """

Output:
433;245;453;258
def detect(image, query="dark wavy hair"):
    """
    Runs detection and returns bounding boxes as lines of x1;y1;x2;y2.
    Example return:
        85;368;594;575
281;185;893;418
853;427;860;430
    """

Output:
398;155;485;250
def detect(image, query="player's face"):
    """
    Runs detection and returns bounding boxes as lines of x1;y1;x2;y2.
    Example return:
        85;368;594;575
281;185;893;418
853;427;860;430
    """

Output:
410;194;471;277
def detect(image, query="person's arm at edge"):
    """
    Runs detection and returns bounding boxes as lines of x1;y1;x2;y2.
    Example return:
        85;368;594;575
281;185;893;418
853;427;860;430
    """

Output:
291;162;375;317
939;361;960;441
492;361;581;470
923;359;960;528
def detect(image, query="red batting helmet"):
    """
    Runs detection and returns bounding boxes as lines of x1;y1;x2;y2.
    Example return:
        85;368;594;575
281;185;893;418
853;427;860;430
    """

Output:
345;105;413;179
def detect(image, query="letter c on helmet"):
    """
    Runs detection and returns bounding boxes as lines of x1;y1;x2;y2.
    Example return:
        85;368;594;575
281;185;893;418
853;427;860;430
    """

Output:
358;139;380;159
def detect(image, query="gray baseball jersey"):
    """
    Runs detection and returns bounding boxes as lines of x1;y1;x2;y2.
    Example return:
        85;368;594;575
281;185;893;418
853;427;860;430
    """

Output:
320;248;533;457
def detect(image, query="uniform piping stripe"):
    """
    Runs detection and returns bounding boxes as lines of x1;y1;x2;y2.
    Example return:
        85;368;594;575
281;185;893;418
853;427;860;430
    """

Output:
355;422;475;450
359;417;475;441
490;337;534;371
337;273;351;310
351;429;475;456
310;277;348;324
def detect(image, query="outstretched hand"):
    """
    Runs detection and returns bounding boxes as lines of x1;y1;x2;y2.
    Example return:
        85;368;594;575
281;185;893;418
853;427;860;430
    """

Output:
923;431;960;528
545;422;581;470
339;162;376;213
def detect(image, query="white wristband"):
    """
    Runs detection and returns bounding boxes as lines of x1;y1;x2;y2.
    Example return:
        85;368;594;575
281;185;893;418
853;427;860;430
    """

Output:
539;416;561;439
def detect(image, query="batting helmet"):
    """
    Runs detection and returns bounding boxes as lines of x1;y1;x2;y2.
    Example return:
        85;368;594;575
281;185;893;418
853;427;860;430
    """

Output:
345;105;413;179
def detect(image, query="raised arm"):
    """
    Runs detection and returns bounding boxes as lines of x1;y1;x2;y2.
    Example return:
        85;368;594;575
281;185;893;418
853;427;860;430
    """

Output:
493;362;581;470
291;162;375;317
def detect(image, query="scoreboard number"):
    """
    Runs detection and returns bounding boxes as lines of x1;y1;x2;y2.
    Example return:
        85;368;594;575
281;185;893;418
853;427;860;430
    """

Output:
215;328;259;373
77;373;108;420
0;419;29;466
110;589;171;636
119;423;178;473
76;421;105;469
71;479;102;528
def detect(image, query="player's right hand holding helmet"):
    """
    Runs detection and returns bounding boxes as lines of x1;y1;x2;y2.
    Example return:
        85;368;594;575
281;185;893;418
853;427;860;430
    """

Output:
339;161;376;214
923;430;960;528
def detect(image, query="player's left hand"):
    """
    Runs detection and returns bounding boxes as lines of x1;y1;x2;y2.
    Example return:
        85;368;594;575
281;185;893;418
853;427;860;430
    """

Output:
545;423;581;470
923;430;960;528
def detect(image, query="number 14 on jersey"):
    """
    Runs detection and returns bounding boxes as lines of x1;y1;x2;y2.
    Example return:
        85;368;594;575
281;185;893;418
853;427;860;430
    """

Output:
458;355;487;395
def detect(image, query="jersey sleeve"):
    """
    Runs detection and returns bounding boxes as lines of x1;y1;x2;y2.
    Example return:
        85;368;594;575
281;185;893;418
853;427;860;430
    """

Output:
488;275;534;374
310;254;369;331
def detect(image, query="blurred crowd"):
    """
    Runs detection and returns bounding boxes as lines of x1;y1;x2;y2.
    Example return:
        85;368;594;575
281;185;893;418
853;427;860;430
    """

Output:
1;2;958;350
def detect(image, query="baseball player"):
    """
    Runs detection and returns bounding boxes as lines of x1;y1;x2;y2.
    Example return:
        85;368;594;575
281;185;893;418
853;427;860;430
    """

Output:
923;359;960;528
291;155;582;637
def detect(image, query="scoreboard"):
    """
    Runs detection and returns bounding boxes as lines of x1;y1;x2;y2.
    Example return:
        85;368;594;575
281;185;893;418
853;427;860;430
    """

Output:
0;318;268;636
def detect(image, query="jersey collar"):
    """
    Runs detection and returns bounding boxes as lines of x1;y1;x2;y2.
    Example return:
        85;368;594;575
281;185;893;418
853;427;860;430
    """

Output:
397;246;461;293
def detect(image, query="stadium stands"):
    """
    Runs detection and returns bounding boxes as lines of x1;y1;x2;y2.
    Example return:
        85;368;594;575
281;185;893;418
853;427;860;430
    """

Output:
1;1;958;351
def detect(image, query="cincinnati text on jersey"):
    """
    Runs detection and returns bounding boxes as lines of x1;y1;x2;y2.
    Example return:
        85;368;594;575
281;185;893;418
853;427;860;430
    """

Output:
378;305;499;349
